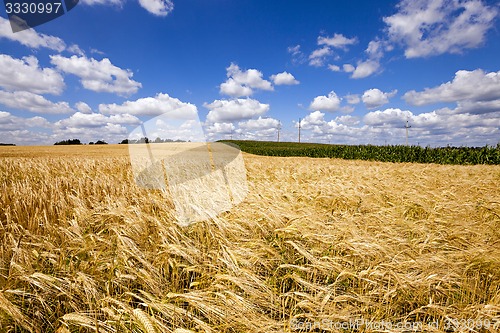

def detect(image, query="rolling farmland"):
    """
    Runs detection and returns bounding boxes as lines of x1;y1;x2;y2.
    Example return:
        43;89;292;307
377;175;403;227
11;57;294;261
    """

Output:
0;144;499;332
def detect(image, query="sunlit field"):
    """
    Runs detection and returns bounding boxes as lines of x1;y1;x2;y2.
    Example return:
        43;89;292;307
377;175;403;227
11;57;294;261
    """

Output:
1;144;499;333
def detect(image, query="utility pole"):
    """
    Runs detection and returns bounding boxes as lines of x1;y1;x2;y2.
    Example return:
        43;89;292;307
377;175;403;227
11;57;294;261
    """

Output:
405;119;411;146
298;118;301;143
277;121;281;142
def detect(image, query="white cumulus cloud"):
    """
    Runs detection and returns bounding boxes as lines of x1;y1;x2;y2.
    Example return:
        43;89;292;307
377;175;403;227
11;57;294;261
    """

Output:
318;33;358;50
383;0;498;58
99;93;197;118
0;17;66;52
351;60;380;79
75;102;92;114
345;94;361;104
288;44;306;64
138;0;174;16
67;44;85;56
309;33;357;67
0;54;65;95
301;111;326;128
0;111;51;131
220;63;273;97
335;115;360;126
204;98;270;123
404;69;500;106
328;64;341;72
343;64;355;73
0;91;73;114
204;122;235;136
363;108;413;126
50;55;142;96
81;0;173;16
270;72;299;85
56;112;140;128
238;116;280;130
308;46;332;67
366;40;385;59
309;91;341;112
220;78;253;97
362;88;397;109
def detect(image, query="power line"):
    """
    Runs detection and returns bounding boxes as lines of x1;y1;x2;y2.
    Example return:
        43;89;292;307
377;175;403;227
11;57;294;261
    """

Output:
298;118;301;143
405;119;411;146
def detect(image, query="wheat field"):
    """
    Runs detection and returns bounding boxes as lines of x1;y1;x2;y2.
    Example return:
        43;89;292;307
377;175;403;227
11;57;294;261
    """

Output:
0;144;499;332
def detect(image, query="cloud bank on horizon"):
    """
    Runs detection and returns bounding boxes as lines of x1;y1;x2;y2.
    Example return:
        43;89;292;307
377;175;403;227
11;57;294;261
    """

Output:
0;0;499;146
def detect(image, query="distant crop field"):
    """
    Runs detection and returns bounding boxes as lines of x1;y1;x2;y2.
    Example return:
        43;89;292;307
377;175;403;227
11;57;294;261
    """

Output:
221;140;500;165
0;144;499;332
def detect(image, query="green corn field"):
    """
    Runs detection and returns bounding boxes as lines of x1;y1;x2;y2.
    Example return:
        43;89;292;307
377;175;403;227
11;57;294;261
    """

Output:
220;140;500;165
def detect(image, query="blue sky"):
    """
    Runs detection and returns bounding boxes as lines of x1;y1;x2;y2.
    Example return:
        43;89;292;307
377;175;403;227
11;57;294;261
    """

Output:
0;0;499;146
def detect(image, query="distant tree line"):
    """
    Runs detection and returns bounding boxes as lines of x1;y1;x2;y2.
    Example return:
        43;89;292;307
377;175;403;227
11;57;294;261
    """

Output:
119;137;188;144
54;139;82;145
0;143;15;146
53;138;187;145
54;139;108;145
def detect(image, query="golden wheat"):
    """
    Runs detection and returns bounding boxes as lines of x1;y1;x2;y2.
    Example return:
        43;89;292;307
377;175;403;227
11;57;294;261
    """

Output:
0;145;499;332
